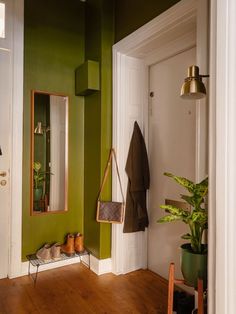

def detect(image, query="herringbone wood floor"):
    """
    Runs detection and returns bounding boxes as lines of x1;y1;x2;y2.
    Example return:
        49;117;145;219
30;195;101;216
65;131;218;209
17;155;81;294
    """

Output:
0;264;168;314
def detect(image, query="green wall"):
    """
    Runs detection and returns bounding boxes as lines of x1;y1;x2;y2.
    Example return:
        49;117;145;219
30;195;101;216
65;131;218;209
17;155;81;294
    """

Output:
84;0;114;259
115;0;181;42
22;0;85;258
22;0;184;261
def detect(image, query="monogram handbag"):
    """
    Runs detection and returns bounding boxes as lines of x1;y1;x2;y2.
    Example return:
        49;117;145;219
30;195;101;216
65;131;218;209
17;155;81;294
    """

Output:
96;148;125;224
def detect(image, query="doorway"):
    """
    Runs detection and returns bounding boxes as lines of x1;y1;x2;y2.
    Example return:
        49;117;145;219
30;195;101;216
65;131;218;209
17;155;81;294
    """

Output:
112;0;208;286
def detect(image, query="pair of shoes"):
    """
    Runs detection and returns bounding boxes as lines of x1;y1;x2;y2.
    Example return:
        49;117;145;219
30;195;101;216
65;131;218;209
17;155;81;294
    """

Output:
36;243;61;261
61;233;84;256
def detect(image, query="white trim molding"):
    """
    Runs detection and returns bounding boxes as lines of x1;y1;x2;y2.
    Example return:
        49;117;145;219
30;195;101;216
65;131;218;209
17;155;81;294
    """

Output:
8;0;24;279
210;0;236;313
90;256;112;275
113;0;197;56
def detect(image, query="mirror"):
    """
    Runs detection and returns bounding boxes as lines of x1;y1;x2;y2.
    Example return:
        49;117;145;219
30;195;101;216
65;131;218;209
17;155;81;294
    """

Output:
31;90;68;214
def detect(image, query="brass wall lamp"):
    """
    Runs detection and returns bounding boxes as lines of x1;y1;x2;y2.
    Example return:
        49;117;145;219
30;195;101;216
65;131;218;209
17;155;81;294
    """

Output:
180;65;209;100
34;122;50;135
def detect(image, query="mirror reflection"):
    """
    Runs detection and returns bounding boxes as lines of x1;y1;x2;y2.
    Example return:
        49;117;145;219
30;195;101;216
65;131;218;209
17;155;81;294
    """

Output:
31;91;68;214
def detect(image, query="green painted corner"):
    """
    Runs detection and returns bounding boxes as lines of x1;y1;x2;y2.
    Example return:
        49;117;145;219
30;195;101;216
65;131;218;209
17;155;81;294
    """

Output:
83;0;114;260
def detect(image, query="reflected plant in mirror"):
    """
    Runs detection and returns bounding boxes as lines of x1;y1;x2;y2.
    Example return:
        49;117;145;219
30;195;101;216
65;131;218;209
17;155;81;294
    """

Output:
31;90;68;215
33;161;51;211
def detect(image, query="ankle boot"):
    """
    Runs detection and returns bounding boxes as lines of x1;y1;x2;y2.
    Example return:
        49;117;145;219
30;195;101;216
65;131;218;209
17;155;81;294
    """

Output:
61;234;75;256
74;233;84;253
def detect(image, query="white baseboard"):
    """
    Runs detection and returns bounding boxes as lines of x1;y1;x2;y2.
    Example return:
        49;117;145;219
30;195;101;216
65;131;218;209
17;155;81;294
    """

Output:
90;255;112;275
8;254;112;279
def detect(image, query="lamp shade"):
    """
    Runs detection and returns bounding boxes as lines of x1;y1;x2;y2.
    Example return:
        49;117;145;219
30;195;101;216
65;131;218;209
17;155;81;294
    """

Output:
180;65;207;100
180;79;206;100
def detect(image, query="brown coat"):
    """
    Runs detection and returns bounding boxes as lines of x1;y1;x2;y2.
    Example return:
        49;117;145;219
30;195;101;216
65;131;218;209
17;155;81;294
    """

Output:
123;121;150;233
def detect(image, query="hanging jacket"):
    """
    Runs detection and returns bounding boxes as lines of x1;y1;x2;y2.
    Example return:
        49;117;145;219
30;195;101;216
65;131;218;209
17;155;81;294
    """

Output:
123;121;150;233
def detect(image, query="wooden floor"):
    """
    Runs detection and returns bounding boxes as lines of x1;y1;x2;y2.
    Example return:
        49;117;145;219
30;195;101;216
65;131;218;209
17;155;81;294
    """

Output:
0;264;168;314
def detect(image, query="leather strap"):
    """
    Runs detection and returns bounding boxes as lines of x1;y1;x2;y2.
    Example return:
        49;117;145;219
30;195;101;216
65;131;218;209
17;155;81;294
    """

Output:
97;148;125;203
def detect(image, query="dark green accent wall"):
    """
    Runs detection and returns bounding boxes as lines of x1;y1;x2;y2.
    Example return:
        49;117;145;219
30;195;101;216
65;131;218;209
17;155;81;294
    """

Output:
34;94;49;173
115;0;181;42
84;0;114;259
22;0;85;259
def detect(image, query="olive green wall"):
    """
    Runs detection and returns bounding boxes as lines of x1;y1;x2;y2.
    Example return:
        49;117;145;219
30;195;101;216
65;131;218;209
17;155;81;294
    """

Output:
84;0;114;259
115;0;181;42
22;0;85;258
22;0;184;260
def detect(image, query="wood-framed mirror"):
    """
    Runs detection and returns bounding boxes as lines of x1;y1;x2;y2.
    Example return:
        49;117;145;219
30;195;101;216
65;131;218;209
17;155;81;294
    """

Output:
30;90;68;215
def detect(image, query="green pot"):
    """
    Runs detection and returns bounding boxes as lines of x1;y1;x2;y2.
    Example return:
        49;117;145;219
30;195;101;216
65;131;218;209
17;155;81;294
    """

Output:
181;243;207;289
34;187;43;201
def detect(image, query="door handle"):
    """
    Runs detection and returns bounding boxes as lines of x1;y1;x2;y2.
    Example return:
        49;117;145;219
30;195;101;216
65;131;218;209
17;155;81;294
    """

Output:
0;171;7;177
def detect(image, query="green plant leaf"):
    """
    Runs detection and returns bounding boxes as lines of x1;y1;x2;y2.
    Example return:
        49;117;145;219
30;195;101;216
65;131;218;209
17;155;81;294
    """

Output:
160;204;187;215
180;194;195;207
181;233;192;240
157;215;182;223
191;211;208;225
33;161;42;172
164;172;195;193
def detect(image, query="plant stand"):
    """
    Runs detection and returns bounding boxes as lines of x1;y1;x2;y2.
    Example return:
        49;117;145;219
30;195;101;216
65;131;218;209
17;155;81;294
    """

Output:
168;263;205;314
27;249;90;286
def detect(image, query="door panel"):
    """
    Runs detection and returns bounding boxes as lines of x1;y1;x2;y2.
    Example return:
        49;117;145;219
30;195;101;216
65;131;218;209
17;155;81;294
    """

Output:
148;48;196;280
0;49;11;278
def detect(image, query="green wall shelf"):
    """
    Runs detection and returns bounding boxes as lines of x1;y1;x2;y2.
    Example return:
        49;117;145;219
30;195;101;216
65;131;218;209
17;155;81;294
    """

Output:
75;60;100;96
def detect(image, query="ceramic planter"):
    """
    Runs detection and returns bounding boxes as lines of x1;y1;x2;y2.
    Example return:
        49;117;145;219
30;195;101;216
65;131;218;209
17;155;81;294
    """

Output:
34;187;43;202
180;243;207;289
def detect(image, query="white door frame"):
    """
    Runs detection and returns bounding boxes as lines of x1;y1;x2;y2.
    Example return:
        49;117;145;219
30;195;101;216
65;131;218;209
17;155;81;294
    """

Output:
113;0;211;308
8;0;24;278
209;0;236;313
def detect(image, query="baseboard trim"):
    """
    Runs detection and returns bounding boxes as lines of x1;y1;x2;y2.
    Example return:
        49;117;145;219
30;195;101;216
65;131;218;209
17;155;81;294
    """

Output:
90;255;112;275
8;254;111;279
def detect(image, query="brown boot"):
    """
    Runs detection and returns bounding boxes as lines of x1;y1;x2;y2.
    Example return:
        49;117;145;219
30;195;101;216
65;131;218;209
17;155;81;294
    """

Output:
61;234;75;256
74;233;84;253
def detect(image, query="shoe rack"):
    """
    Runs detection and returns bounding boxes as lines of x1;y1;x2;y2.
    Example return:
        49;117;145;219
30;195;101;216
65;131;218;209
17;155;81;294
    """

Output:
27;250;90;285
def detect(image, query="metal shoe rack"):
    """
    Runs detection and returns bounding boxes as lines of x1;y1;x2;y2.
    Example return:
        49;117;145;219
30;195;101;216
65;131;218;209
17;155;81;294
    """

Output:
26;249;90;285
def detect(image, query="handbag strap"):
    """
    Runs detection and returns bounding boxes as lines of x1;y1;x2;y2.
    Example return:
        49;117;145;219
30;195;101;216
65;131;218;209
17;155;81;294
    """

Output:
97;148;125;203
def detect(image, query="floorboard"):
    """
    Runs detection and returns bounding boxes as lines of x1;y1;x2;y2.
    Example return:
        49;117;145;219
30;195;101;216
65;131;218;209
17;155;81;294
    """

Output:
0;264;168;314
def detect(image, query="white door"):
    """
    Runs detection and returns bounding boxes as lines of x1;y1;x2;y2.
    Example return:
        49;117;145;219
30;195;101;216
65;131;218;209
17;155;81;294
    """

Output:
0;0;12;278
148;48;196;280
112;55;148;274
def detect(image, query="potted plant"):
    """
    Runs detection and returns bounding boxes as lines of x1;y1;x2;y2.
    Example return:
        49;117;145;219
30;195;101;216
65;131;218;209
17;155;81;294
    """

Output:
157;172;208;288
33;161;47;202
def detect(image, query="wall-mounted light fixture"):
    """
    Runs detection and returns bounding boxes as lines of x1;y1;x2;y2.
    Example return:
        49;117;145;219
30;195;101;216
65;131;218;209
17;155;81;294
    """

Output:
34;122;50;135
180;65;209;100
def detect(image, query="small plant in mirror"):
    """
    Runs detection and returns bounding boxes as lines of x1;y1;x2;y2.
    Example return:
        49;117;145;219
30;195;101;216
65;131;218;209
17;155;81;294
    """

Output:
33;161;50;189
